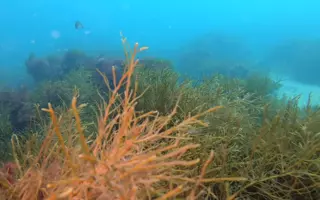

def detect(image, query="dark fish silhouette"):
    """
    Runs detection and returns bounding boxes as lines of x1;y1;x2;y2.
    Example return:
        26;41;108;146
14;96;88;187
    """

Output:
75;21;84;29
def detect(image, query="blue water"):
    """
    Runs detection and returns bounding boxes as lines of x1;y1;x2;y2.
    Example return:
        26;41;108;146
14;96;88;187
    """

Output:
1;0;320;103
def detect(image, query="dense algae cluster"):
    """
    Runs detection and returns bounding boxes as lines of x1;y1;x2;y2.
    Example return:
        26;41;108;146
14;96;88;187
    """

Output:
0;35;319;200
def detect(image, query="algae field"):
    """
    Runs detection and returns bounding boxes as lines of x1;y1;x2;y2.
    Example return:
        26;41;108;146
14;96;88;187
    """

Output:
0;1;320;200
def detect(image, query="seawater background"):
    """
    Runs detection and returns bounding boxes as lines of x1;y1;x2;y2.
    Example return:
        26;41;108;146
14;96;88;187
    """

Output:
1;0;320;106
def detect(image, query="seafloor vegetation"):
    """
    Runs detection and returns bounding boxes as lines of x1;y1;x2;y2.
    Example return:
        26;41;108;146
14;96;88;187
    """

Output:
0;34;319;200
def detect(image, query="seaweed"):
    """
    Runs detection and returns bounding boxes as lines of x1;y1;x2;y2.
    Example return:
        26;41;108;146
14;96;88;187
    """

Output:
0;33;319;200
0;34;245;200
131;63;319;199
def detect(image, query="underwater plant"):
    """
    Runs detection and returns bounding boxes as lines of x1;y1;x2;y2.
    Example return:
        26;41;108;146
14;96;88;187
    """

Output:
1;30;319;200
0;34;250;200
0;87;34;133
132;63;320;199
25;50;96;84
25;53;55;82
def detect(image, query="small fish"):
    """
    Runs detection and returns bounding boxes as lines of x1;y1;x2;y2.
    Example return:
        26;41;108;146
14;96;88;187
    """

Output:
75;20;84;29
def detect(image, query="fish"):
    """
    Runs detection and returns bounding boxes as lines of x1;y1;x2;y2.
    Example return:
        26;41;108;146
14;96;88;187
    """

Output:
75;20;84;29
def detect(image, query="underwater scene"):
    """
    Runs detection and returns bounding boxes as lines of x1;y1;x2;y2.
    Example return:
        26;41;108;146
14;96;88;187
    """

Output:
0;0;319;199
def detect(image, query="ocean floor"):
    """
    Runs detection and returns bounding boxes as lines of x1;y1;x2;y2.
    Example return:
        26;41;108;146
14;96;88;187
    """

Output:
271;74;320;107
